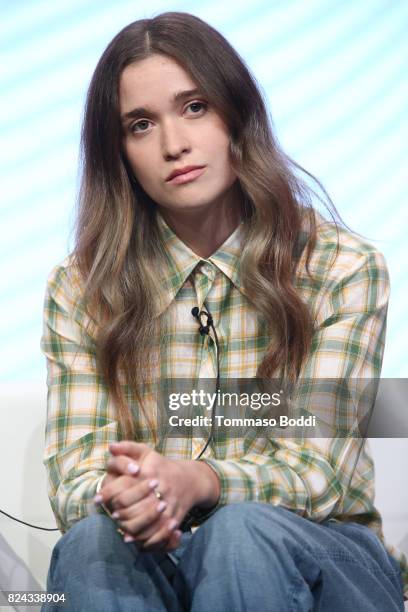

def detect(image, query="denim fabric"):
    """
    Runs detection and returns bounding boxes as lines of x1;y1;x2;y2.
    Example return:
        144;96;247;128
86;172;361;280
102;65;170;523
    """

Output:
42;502;405;611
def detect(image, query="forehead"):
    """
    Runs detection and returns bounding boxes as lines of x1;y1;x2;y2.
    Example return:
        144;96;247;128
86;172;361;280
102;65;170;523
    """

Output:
119;54;197;107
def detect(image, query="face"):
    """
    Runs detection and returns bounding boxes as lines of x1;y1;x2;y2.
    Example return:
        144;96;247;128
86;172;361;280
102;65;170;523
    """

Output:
119;54;238;219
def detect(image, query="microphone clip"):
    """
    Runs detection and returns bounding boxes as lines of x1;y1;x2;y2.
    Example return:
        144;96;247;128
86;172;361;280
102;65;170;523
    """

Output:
199;324;210;336
191;306;213;336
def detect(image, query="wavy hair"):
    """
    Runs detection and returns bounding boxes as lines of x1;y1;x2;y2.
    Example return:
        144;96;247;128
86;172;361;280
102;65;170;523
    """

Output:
74;12;339;440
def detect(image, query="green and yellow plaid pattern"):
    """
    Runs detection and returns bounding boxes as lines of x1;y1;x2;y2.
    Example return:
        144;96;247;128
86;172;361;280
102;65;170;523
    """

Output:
41;211;407;596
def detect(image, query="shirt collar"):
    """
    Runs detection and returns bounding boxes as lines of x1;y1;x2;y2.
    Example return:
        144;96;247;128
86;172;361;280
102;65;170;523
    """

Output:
155;210;246;316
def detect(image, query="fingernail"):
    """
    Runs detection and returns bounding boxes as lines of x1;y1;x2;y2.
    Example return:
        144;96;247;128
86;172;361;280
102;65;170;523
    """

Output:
111;511;120;519
124;534;135;543
127;462;139;474
109;442;119;449
174;530;182;538
168;518;178;531
157;501;167;512
149;478;159;489
94;494;103;504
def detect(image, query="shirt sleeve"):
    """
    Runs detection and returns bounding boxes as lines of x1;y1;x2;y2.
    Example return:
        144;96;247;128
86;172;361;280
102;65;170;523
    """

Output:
41;262;119;533
199;248;390;522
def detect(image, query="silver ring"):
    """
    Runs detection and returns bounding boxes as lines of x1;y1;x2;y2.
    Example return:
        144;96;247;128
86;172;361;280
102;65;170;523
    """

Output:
154;489;163;500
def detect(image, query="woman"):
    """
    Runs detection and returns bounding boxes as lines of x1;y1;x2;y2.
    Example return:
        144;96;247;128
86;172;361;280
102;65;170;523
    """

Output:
41;11;406;611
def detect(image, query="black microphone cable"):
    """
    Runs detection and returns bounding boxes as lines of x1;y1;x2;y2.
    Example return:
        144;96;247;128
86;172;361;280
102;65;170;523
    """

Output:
177;304;222;533
190;304;220;459
0;508;59;531
1;305;220;534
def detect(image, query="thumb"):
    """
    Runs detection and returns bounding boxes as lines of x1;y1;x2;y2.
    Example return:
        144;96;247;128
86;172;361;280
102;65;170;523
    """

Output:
109;441;151;460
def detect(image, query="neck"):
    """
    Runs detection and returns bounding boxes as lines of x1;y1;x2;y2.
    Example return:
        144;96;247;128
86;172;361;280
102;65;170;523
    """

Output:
158;185;244;258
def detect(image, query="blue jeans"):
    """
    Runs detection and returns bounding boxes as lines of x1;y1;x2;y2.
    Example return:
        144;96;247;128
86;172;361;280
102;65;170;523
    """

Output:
43;502;404;611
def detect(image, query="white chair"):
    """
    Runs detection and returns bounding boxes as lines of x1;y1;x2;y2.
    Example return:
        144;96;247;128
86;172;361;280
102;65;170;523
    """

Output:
0;383;60;611
0;383;406;609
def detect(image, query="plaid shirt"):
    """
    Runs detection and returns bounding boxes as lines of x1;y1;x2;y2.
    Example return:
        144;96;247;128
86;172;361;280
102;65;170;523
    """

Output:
41;211;407;596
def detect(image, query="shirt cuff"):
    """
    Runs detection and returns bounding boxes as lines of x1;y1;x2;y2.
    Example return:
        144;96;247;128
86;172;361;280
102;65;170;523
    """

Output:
199;457;257;510
178;459;225;530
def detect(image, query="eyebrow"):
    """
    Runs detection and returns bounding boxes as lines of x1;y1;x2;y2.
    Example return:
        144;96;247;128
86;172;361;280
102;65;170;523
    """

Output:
121;88;203;124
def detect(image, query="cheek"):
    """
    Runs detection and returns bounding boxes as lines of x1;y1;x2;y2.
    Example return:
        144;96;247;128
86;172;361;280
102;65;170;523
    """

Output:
125;147;155;186
212;136;235;181
208;128;231;159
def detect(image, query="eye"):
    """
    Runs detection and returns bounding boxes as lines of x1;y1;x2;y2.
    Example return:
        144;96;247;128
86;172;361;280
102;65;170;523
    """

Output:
130;119;151;134
185;101;208;115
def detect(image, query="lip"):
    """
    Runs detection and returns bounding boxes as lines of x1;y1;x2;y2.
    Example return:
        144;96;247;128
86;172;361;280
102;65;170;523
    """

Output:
166;165;206;183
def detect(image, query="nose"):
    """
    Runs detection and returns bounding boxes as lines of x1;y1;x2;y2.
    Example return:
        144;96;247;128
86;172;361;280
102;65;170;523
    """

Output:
161;118;191;160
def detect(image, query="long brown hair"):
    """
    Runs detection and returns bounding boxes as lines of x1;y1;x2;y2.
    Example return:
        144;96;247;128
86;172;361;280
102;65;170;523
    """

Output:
75;12;339;439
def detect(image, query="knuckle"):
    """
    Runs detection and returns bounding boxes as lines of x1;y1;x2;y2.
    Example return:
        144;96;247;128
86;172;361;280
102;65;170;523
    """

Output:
121;518;141;535
138;523;158;542
106;458;116;471
115;506;128;520
157;513;171;529
123;475;137;488
111;456;129;472
113;492;128;509
120;520;134;534
132;512;157;535
151;524;168;543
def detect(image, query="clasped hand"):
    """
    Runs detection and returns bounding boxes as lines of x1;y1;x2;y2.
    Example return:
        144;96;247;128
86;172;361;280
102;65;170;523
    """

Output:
93;441;219;553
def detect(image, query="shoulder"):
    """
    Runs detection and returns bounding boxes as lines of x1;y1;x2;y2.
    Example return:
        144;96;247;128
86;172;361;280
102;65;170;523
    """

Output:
45;255;84;300
44;255;90;326
295;211;390;321
297;211;389;290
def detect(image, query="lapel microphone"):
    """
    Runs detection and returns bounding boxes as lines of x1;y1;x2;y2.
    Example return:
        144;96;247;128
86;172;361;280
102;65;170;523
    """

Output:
191;306;213;336
190;303;220;459
184;303;220;533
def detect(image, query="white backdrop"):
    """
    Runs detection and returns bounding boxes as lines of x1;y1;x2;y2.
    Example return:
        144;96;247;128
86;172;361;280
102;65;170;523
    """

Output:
0;2;407;604
0;0;407;382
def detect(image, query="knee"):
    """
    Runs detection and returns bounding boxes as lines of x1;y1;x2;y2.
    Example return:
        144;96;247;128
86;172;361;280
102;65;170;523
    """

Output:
181;502;305;580
197;502;292;548
64;512;115;540
54;512;120;562
205;501;288;533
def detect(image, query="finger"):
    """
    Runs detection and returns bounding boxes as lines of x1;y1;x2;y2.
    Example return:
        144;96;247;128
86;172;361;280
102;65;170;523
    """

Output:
121;508;169;543
143;526;182;554
108;477;160;512
94;473;135;506
94;474;157;509
112;489;166;523
109;441;151;461
162;530;183;552
106;455;140;477
118;495;167;536
123;533;137;543
141;517;179;552
123;528;181;548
